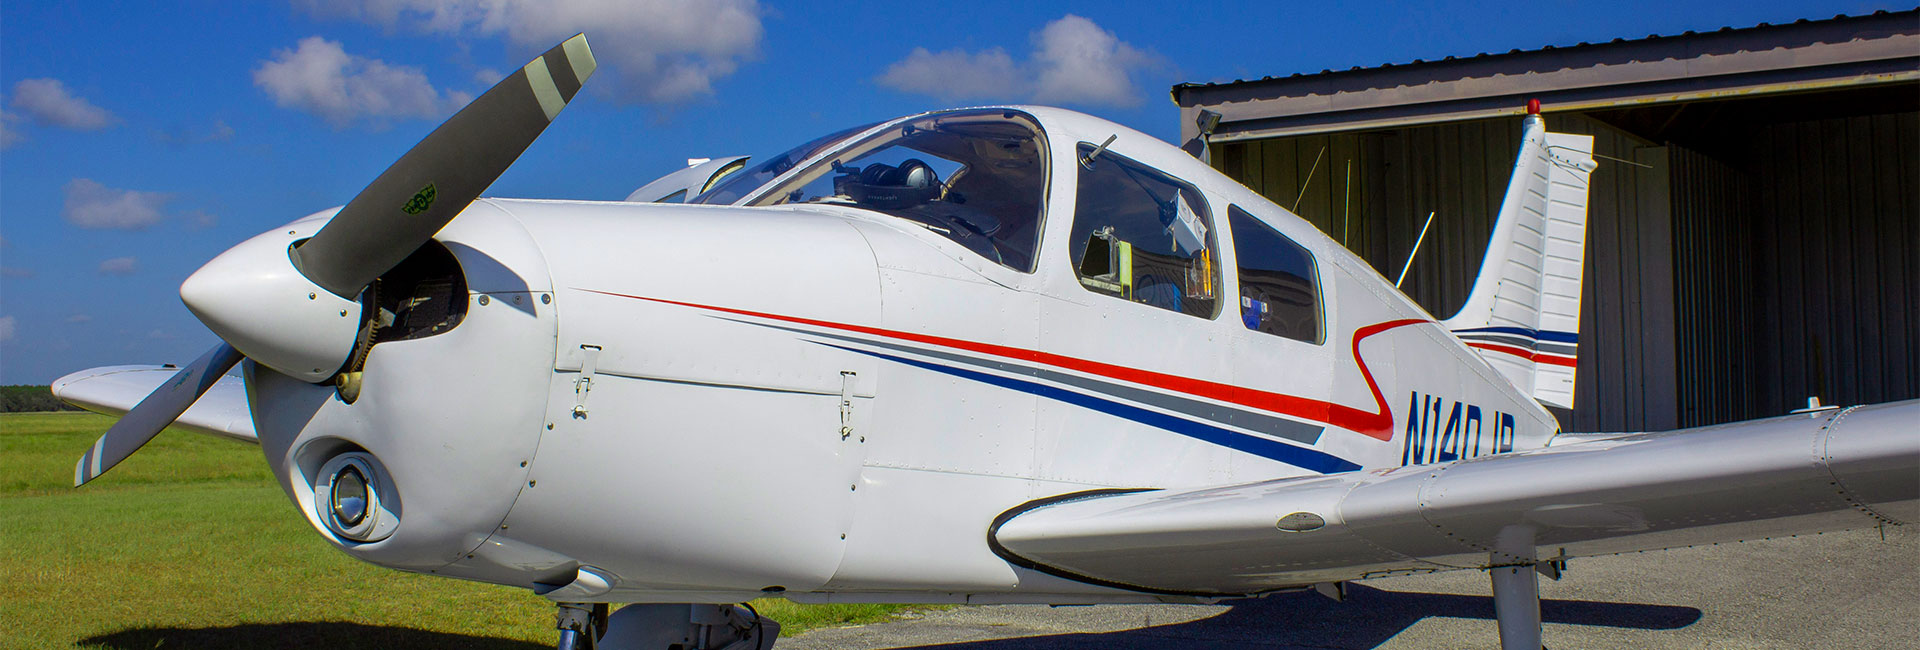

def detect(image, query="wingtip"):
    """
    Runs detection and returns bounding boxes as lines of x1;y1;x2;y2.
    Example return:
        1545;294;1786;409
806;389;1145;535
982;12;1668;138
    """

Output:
77;432;109;487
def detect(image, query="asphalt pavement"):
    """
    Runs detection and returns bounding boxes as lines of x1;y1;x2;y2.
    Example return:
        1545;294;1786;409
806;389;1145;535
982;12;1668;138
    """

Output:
784;525;1918;649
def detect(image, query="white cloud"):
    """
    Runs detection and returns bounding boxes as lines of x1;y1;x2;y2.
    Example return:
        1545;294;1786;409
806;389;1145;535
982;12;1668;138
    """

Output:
876;15;1161;108
63;179;173;230
10;78;119;130
302;0;764;104
254;36;470;127
0;316;14;342
98;257;138;276
877;47;1024;102
1030;15;1158;107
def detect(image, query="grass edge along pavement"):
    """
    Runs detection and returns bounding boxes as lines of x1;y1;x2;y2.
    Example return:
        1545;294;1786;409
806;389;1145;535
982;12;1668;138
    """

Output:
0;412;929;649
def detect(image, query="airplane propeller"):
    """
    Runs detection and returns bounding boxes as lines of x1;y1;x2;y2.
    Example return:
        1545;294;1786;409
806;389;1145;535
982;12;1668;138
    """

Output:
290;34;596;299
74;34;598;487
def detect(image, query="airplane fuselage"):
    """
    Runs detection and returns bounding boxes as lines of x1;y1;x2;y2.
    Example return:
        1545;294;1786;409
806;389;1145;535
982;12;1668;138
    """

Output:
244;111;1556;603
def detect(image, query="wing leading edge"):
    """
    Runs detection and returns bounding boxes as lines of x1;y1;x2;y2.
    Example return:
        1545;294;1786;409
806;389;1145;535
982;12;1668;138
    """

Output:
52;364;256;443
991;401;1918;596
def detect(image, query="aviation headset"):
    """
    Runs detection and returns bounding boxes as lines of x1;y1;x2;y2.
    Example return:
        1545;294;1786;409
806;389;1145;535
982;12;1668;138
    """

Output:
836;158;941;210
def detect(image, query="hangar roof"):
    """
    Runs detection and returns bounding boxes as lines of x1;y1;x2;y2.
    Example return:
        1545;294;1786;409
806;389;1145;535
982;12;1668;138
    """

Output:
1173;9;1920;143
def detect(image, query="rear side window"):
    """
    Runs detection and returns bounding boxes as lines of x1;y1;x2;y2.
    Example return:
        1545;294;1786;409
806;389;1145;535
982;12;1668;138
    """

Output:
1230;205;1322;344
1068;144;1219;319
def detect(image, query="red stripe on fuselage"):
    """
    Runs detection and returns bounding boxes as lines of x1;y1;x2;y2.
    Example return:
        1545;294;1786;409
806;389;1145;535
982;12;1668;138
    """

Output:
1465;341;1579;368
582;289;1425;441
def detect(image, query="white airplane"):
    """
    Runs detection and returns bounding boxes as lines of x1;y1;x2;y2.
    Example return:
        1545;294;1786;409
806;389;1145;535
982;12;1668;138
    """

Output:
54;35;1917;650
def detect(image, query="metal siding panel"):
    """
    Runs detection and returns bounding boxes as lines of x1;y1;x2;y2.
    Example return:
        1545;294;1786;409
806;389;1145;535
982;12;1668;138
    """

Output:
1776;122;1812;409
1805;119;1835;405
1823;118;1857;405
1613;129;1646;429
1634;147;1679;431
1878;113;1918;401
1210;107;1915;433
1769;123;1800;413
1673;145;1760;426
1437;124;1464;313
1753;124;1784;413
1845;116;1880;404
1748;111;1919;420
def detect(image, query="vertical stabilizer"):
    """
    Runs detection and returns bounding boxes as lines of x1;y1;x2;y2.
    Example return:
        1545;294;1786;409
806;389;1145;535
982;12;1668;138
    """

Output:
1442;110;1598;410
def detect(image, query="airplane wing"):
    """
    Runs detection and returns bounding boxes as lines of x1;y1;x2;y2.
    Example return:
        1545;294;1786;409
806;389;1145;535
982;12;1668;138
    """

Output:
990;401;1918;596
51;364;256;443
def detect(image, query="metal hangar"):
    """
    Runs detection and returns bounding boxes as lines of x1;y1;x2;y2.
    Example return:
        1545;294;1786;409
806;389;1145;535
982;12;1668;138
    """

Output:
1172;10;1920;431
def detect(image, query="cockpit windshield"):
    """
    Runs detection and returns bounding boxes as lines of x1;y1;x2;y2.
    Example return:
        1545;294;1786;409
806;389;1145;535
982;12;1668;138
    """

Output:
689;121;880;205
751;110;1049;272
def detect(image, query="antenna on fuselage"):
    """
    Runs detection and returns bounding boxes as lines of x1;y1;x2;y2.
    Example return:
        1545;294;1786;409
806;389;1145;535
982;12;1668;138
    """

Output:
1290;145;1326;213
1081;135;1118;169
1394;211;1436;289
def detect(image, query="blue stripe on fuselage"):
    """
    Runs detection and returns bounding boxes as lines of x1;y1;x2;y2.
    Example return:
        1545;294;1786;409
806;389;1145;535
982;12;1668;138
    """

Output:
823;344;1362;474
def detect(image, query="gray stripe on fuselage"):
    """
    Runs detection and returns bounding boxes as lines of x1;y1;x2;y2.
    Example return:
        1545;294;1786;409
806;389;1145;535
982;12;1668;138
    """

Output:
729;319;1325;445
1533;341;1576;356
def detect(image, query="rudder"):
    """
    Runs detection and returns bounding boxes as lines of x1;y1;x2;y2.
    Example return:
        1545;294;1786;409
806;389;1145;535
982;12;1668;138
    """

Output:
1442;108;1598;410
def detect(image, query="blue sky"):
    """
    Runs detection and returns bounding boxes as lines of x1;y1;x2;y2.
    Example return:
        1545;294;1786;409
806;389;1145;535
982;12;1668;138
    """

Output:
0;0;1899;384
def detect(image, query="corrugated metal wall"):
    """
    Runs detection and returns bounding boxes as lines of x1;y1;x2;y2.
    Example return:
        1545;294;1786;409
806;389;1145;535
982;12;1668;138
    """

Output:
1212;108;1918;432
1670;146;1760;427
1750;112;1919;417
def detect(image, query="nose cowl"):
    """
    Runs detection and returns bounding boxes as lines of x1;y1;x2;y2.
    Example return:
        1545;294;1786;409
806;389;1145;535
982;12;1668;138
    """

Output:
180;223;361;383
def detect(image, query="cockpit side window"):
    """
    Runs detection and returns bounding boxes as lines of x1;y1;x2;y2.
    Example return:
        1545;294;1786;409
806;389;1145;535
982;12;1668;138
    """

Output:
1229;205;1323;344
751;110;1049;273
1068;144;1220;319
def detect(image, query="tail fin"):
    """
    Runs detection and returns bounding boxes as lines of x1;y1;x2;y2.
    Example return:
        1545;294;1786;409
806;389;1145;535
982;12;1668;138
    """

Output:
1442;112;1598;410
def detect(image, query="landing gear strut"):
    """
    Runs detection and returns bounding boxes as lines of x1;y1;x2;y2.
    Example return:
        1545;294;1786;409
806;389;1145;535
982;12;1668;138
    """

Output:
555;602;609;650
1489;564;1543;650
558;602;781;650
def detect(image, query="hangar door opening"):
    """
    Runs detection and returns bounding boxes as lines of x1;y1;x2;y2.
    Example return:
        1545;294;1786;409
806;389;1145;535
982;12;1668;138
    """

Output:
1210;84;1918;432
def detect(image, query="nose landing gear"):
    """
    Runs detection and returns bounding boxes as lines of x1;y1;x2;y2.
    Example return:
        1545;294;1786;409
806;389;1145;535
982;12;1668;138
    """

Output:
554;602;608;650
556;602;781;650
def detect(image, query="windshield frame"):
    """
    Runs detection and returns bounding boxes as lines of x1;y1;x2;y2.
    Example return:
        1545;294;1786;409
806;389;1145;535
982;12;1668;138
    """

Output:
690;120;885;205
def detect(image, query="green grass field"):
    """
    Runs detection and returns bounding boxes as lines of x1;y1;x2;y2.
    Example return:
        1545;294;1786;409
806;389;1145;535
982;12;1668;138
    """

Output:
0;412;920;649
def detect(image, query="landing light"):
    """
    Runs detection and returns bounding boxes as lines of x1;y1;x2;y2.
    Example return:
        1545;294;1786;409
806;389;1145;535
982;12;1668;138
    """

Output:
314;453;397;542
331;465;369;526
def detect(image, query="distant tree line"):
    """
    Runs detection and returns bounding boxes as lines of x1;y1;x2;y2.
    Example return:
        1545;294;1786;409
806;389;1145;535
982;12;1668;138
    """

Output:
1;386;82;412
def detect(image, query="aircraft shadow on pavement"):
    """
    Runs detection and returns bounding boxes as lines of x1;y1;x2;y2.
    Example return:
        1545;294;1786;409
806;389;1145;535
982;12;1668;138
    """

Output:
893;583;1702;650
80;622;546;650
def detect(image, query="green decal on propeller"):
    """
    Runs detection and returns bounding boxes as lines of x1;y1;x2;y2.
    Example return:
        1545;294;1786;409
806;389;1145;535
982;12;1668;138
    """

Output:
403;184;437;215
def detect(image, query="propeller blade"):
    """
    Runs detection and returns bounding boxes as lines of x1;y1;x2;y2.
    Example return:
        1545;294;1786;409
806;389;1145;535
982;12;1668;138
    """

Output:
291;33;597;299
74;343;243;487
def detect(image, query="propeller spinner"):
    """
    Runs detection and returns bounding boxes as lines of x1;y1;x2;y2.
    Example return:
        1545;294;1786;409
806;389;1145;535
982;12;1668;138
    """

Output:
74;34;597;487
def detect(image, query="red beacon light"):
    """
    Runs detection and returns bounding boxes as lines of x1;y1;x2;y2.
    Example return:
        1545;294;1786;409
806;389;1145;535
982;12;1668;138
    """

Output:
1526;98;1542;115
